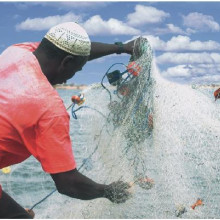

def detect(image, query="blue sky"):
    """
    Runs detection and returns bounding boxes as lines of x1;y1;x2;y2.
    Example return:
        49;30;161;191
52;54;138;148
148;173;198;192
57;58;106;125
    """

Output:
1;1;220;85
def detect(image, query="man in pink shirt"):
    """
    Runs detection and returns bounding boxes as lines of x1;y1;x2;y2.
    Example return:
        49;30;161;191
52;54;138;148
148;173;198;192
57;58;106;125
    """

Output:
0;22;134;218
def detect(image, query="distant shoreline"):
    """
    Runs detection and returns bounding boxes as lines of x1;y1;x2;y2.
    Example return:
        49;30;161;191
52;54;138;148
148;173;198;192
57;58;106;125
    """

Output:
54;84;88;90
192;84;220;89
53;83;220;90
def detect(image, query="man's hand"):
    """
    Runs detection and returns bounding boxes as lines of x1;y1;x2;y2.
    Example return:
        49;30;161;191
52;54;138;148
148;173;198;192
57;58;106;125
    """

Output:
123;40;135;55
104;181;132;204
25;208;35;218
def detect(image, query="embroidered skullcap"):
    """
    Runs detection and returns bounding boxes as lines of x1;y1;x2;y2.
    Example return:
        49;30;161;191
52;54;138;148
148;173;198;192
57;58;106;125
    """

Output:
45;22;91;56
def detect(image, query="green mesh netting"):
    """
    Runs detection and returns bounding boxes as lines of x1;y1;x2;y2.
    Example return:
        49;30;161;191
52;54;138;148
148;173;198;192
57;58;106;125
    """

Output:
1;37;220;218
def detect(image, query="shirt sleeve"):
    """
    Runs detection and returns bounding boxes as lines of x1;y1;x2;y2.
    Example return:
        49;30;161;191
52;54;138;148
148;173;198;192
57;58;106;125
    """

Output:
0;184;2;199
34;114;76;174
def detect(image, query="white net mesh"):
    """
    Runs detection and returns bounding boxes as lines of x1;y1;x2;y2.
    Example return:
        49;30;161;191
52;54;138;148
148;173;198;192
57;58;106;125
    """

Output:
1;37;220;218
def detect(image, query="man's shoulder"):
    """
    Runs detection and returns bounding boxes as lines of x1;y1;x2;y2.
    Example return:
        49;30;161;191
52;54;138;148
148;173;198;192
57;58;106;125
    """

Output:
12;42;40;52
1;42;39;56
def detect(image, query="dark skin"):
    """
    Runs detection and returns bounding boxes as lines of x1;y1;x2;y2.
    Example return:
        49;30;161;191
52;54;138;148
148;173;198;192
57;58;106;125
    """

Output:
0;40;134;218
0;191;33;219
89;41;134;61
33;41;134;85
33;41;134;201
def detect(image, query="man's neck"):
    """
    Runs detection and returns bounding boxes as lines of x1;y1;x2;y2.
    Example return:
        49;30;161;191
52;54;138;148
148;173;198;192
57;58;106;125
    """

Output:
33;50;57;85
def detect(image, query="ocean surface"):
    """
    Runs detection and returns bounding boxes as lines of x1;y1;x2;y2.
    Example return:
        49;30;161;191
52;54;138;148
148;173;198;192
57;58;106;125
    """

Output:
1;86;220;219
0;89;83;218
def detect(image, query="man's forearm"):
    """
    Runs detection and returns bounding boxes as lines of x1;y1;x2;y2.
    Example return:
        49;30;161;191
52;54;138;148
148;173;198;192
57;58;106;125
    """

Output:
89;42;124;61
51;169;106;200
51;168;131;203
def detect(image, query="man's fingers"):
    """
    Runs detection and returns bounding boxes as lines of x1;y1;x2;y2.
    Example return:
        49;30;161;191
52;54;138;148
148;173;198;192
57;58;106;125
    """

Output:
115;181;131;189
114;190;132;204
25;208;35;218
105;180;133;204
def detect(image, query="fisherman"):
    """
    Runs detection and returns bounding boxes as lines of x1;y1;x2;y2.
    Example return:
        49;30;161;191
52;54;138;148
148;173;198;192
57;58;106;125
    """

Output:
0;22;134;218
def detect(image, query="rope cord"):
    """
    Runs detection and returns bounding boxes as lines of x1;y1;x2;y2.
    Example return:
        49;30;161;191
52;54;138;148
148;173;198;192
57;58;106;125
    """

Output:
30;139;101;211
29;61;149;211
71;62;128;120
71;104;107;120
29;65;122;210
101;63;127;103
30;189;57;210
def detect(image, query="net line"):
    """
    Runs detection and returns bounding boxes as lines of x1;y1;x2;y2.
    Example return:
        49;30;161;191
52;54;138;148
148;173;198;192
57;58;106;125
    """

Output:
2;37;220;218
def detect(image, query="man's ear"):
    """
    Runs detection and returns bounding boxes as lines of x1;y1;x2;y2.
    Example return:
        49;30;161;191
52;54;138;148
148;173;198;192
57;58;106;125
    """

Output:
61;55;75;68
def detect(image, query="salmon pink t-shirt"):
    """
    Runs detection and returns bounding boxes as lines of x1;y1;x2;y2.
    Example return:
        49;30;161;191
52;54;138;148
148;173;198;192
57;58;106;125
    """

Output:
0;42;76;174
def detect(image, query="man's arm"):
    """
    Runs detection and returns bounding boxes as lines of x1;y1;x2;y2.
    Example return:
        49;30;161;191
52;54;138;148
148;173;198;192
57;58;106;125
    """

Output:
51;168;131;203
88;40;135;61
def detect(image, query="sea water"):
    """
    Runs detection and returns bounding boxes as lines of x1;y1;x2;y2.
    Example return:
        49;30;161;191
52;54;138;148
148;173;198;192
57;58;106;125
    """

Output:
1;86;220;219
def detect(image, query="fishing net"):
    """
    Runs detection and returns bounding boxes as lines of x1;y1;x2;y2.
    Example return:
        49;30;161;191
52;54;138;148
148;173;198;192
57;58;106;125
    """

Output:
60;37;155;218
1;37;220;218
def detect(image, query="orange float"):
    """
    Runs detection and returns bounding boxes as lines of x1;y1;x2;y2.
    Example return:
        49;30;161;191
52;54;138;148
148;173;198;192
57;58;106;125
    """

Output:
191;198;203;210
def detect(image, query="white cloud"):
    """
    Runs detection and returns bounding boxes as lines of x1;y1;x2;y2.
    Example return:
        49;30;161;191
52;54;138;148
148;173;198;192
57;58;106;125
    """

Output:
16;13;82;31
146;35;166;50
153;23;186;35
185;28;197;34
127;5;170;26
83;15;141;36
183;12;220;32
161;64;220;84
150;34;220;84
15;12;141;36
162;65;192;78
156;52;220;65
193;74;220;84
146;35;220;51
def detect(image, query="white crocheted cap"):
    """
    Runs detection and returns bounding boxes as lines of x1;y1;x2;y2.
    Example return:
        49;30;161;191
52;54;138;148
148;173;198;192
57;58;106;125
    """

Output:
44;22;91;56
